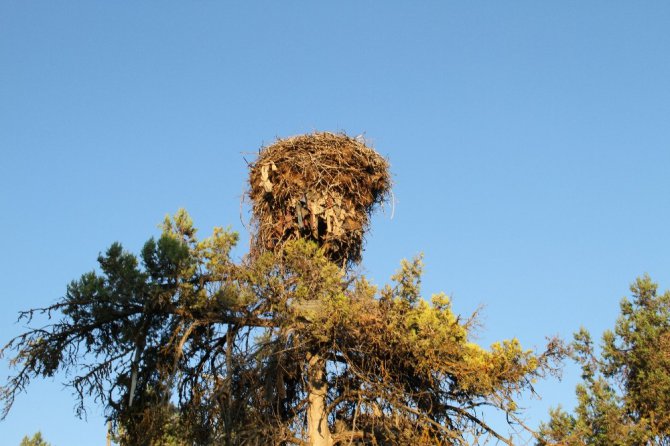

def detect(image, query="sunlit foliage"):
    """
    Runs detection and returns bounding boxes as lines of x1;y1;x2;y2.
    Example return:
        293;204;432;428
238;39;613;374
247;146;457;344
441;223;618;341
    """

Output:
19;432;51;446
3;211;563;445
538;275;670;446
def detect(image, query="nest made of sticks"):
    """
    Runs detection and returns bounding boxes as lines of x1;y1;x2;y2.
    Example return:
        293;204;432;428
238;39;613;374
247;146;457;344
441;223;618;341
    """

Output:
248;132;391;267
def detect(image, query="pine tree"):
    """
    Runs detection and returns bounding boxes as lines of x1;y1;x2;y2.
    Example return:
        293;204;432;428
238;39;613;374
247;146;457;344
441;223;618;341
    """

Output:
538;275;670;446
2;210;563;445
19;432;51;446
2;131;565;445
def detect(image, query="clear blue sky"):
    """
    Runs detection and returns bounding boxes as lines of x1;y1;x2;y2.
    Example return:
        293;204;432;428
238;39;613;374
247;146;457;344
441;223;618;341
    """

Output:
2;1;670;444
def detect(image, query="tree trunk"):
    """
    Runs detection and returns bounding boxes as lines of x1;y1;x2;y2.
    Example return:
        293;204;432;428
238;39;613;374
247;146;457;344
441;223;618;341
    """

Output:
306;351;333;446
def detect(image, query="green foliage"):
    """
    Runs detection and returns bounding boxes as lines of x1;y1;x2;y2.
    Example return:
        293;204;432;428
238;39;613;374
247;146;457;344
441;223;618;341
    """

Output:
538;275;670;446
19;432;51;446
3;210;565;446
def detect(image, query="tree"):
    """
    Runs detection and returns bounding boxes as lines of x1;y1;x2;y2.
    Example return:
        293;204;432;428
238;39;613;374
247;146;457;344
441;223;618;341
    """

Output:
2;130;565;446
2;210;563;445
537;275;670;446
19;432;51;446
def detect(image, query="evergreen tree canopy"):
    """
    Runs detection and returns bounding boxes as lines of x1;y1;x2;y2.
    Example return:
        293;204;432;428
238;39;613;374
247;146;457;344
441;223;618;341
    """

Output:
19;432;51;446
538;275;670;446
3;211;563;445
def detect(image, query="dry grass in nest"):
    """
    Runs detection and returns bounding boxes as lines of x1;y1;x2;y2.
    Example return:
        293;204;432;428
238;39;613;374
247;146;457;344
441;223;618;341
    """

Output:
248;132;391;267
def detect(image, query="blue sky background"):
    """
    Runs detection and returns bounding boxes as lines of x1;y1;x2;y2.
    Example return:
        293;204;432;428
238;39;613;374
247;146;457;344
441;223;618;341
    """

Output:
2;1;669;444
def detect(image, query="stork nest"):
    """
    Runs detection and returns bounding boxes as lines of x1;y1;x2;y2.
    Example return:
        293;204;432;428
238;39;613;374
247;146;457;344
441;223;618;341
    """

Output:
248;132;391;267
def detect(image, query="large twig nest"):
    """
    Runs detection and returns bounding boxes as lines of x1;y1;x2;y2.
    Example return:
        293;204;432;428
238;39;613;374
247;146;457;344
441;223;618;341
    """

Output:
248;132;391;267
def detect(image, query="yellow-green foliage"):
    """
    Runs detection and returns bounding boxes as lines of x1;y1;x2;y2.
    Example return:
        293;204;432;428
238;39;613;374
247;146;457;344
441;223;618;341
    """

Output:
2;210;564;446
